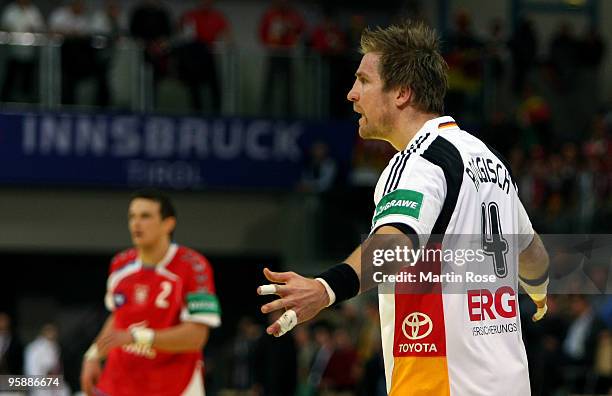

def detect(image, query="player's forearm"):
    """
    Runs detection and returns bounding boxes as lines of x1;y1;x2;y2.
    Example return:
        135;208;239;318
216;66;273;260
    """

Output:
319;225;414;305
519;233;549;280
344;245;362;283
151;322;209;352
350;225;415;293
85;315;115;360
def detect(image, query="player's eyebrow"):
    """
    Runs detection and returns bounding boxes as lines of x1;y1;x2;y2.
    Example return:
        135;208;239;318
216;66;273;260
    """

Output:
355;71;367;79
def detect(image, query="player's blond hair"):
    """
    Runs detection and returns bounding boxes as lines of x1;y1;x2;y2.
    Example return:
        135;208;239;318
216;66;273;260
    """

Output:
360;21;448;114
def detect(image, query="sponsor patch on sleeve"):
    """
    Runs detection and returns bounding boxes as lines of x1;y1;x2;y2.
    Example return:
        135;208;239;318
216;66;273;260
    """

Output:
187;292;221;316
372;189;424;225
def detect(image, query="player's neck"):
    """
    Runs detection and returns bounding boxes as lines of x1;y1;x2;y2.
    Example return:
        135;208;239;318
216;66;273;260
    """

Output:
139;239;172;267
391;111;440;151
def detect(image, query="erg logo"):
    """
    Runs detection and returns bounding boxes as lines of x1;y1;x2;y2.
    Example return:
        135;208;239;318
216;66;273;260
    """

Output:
467;286;517;321
402;312;433;340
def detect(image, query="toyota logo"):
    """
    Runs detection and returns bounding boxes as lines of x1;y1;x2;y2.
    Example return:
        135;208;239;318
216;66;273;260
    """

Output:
402;312;433;340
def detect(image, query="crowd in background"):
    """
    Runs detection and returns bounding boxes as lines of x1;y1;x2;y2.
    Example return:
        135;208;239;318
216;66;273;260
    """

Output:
211;293;612;396
0;0;360;115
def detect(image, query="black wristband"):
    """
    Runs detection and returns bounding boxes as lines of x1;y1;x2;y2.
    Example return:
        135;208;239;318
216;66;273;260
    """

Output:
519;268;549;287
317;263;360;306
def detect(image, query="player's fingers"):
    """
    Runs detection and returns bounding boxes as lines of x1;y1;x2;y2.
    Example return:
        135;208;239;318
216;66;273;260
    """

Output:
532;304;547;322
263;267;294;283
266;321;281;336
257;284;277;295
261;297;290;314
270;309;298;337
257;284;288;296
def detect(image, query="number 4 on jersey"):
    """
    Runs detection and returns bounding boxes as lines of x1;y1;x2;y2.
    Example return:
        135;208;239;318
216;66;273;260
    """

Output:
481;202;508;278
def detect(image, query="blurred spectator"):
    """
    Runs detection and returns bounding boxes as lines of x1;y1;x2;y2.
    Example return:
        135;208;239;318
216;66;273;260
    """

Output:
562;295;608;393
178;0;231;113
517;84;552;146
0;312;23;375
294;325;316;396
90;0;124;107
225;317;260;394
508;18;537;93
253;311;297;396
359;338;385;396
549;22;578;91
49;0;89;35
483;18;510;113
129;0;173;106
309;7;346;55
90;0;123;38
309;7;350;118
259;0;305;116
0;0;45;103
522;295;567;396
578;26;605;70
307;321;334;391
50;0;110;106
444;10;483;120
356;299;380;363
24;323;69;396
320;328;359;395
346;14;366;53
299;141;337;193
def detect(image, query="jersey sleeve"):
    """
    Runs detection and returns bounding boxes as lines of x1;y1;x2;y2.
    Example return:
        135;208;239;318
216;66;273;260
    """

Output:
104;255;123;312
180;253;221;328
517;198;535;252
104;250;137;312
371;156;446;246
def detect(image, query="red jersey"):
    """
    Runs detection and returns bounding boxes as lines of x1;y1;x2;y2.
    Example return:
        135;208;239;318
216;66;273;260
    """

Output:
96;244;221;396
310;24;347;55
259;7;305;48
182;7;228;45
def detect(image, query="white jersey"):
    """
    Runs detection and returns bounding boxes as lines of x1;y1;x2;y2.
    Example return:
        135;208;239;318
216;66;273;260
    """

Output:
371;116;534;396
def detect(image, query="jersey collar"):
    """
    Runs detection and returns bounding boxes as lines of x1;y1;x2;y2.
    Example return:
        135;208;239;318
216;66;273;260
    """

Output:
157;243;178;269
137;243;178;269
403;115;458;151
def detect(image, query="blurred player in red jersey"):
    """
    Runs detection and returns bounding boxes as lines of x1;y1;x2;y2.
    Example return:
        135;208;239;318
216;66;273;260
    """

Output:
80;190;221;396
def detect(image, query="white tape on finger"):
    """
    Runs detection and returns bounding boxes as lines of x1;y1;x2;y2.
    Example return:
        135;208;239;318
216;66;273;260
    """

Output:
275;309;297;337
258;284;277;295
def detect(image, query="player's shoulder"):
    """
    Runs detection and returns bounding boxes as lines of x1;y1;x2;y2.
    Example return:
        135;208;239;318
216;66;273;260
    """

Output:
110;248;138;273
172;245;213;271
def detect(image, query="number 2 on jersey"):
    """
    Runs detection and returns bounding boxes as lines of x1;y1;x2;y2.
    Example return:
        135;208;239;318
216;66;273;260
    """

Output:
481;202;508;278
155;281;173;308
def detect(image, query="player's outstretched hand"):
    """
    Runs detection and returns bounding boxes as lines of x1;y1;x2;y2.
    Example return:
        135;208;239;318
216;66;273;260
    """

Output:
258;268;330;337
80;358;101;396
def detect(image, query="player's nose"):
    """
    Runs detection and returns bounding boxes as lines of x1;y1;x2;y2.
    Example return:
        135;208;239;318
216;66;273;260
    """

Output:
347;83;359;102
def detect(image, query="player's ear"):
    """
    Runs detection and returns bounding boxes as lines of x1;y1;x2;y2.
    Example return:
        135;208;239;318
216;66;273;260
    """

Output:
395;86;412;108
163;216;177;236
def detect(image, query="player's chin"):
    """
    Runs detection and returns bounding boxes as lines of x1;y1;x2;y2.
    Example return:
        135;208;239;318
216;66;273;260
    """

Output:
131;236;146;247
358;126;375;139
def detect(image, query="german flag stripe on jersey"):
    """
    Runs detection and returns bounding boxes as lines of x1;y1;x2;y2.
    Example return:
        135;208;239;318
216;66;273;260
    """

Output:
390;241;450;395
438;121;457;129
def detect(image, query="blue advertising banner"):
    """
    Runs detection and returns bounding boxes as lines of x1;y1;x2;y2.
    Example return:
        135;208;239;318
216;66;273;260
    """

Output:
0;111;357;189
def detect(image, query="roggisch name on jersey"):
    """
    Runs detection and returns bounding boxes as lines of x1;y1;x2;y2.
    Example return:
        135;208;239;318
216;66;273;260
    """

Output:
464;155;515;194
